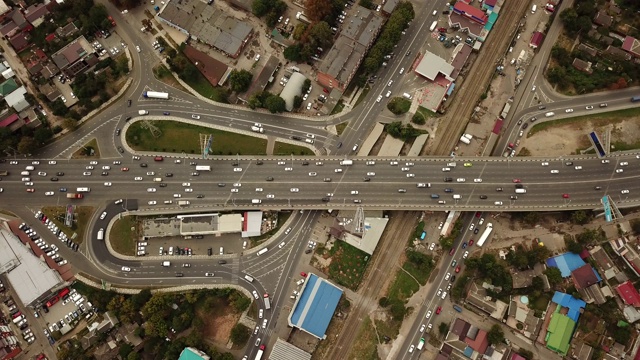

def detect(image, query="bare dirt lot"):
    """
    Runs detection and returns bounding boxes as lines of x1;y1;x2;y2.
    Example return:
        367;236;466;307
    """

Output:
199;301;240;346
522;113;640;156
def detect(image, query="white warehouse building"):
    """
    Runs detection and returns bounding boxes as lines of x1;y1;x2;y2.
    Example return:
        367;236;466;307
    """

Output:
280;72;307;111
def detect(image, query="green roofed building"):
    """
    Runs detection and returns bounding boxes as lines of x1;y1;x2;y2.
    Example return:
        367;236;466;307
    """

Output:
178;347;210;360
0;78;18;96
545;313;575;355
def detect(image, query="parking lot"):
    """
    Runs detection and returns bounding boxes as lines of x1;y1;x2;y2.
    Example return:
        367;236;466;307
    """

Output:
141;233;247;258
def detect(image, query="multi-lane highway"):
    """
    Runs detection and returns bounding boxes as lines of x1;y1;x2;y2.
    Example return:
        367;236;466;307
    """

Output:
3;154;640;210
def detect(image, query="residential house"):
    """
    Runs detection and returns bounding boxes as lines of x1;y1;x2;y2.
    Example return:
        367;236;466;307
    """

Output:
0;113;23;131
317;5;384;93
577;43;598;57
381;0;399;16
441;317;490;358
545;292;586;355
8;33;29;51
452;2;488;25
23;3;49;27
51;36;99;77
622;36;640;58
240;55;279;103
507;295;542;340
5;86;29;112
605;45;632;60
571;341;594;360
55;23;79;38
0;0;12;23
0;9;30;39
616;281;640;307
572;58;593;74
466;282;508;320
0;78;19;96
182;45;229;87
570;264;605;304
593;11;613;27
609;237;640;277
590;245;618;280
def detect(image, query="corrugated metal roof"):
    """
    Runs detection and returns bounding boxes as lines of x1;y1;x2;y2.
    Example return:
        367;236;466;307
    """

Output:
268;338;311;360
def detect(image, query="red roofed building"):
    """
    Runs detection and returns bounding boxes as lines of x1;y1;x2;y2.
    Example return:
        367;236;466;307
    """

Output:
452;2;488;25
617;281;640;307
622;36;640;58
182;45;229;87
530;31;544;49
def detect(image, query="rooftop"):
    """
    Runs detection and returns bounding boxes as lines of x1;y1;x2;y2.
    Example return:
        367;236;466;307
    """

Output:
570;264;601;289
546;252;586;278
415;51;455;81
341;217;388;255
182;45;229;86
616;281;640;307
622;36;640;57
178;347;210;360
269;338;312;360
288;273;343;339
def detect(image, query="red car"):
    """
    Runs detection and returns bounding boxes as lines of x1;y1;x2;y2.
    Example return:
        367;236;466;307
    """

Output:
562;194;570;198
26;188;35;192
449;248;455;256
121;167;129;171
323;88;329;94
300;272;307;277
468;239;474;246
512;179;521;183
455;265;461;273
475;211;481;218
435;306;442;314
154;156;164;161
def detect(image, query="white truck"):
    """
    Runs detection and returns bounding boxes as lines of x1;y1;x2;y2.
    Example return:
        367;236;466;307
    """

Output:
142;91;169;99
459;136;471;145
178;200;190;206
340;159;353;166
296;12;311;24
138;110;149;115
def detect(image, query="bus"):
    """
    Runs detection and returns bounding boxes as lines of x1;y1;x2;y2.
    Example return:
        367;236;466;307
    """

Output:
263;294;271;310
195;165;211;171
416;338;425;350
631;96;640;102
256;248;268;256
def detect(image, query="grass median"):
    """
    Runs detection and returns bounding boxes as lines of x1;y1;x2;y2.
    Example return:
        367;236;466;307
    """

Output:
41;206;94;244
273;142;314;155
126;120;268;155
110;215;138;256
528;106;640;137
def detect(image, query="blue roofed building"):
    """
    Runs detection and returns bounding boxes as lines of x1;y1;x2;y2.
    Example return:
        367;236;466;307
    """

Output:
544;292;586;355
546;252;586;277
288;273;343;339
178;347;210;360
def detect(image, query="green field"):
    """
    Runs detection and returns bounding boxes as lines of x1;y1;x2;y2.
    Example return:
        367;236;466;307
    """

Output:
110;215;137;256
327;241;370;290
41;206;94;244
126;120;268;155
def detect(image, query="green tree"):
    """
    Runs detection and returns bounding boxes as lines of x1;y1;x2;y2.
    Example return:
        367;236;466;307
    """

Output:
487;324;504;344
284;44;304;62
411;113;425;125
544;267;563;286
119;344;133;359
126;352;141;360
631;219;640;235
523;212;540;226
309;21;334;48
518;349;534;360
570;210;590;225
230;323;250;346
565;238;583;254
17;136;37;154
438;322;449;337
293;95;303;109
229;69;253;93
264;95;286;113
389;301;407;321
34;127;53;144
531;276;544;292
305;0;333;22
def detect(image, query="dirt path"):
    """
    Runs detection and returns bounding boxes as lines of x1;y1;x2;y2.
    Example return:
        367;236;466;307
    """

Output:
430;0;530;155
325;211;418;359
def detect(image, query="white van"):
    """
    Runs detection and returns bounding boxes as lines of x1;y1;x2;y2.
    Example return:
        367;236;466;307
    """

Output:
453;194;462;199
162;261;171;267
25;166;35;171
244;274;254;282
219;247;224;255
402;93;413;100
515;189;527;194
21;171;30;176
447;162;457;167
252;199;262;204
531;4;537;13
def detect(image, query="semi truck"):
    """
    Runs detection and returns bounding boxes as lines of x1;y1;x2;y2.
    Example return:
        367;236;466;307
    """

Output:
66;193;84;199
143;91;169;99
138;110;149;115
178;200;190;206
255;345;265;360
476;223;493;247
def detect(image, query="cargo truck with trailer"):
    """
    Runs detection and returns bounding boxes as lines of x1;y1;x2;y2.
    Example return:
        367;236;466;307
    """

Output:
142;91;169;99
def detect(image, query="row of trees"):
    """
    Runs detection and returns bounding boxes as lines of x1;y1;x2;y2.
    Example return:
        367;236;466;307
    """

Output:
465;253;513;294
504;244;551;271
252;0;287;28
385;121;425;141
361;2;415;75
284;21;334;62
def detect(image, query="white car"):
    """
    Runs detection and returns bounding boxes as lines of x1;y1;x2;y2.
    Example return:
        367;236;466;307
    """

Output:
49;160;57;165
83;172;91;176
601;159;610;164
255;188;263;192
147;188;156;192
388;80;393;87
473;178;482;183
550;170;559;174
252;291;259;300
463;251;469;259
541;162;549;166
457;178;466;182
621;189;630;194
469;224;475;231
267;194;275;199
182;182;191;187
185;188;193;192
134;177;143;181
309;172;317;177
425;310;432;319
173;194;182;198
406;173;415;178
401;167;410;172
285;167;293;171
445;272;451;280
367;172;376;176
616;169;623;173
231;188;239;193
38;171;47;176
136;45;141;52
565;108;574;113
438;222;444;230
146;171;155;176
419;324;426;332
436;289;442;297
574;166;582;170
102;166;111;170
385;90;391;97
429;243;435;251
620;161;629;166
233;167;243;172
376;95;382;102
408;345;415;353
45;191;54;196
290;188;299;193
121;266;131;272
104;182;112;187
